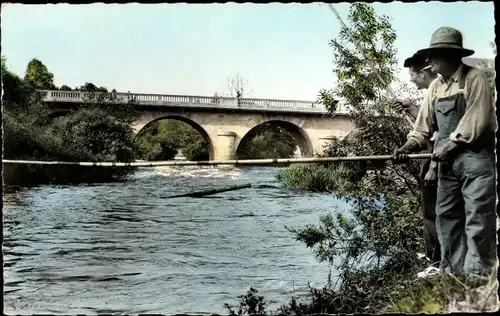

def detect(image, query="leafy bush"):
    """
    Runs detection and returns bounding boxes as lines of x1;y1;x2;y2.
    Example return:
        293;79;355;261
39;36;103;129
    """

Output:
278;3;435;313
2;57;138;185
224;288;267;316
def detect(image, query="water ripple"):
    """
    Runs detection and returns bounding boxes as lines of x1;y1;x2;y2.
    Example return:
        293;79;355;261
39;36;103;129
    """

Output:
3;166;348;314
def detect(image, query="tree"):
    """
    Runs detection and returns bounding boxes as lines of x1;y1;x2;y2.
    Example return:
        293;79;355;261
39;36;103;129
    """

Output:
2;56;37;109
490;40;496;55
475;42;496;98
282;3;426;313
3;57;139;185
227;72;251;102
59;85;72;91
24;58;55;90
57;107;137;162
135;120;209;161
237;123;297;159
79;82;108;93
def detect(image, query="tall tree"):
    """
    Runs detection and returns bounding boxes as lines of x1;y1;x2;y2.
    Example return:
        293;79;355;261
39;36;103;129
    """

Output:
24;58;55;90
2;56;37;110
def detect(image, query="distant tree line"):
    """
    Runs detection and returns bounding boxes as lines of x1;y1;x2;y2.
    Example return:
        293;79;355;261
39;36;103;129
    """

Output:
135;120;299;161
2;57;138;185
2;57;299;185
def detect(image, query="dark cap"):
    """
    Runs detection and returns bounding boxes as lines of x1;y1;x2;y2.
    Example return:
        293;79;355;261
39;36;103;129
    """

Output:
403;52;428;68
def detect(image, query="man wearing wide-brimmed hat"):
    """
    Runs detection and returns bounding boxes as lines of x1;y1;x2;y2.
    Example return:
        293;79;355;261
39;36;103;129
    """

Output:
393;27;497;285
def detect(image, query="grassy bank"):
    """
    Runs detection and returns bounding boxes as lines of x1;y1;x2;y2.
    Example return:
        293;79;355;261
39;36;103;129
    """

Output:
224;272;498;315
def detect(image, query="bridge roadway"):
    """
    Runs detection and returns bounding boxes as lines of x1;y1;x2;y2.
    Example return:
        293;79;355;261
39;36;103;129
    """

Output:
39;90;355;160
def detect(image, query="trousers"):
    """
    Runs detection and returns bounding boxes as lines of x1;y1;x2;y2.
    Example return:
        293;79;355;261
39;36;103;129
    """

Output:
419;156;441;263
436;148;497;282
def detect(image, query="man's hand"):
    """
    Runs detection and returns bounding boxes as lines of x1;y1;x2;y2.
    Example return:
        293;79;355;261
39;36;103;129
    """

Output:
392;140;419;163
395;100;412;113
395;100;419;119
432;141;459;162
424;161;438;187
393;147;410;162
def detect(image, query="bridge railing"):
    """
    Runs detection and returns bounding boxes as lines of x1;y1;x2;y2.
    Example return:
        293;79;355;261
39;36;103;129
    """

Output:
38;90;352;113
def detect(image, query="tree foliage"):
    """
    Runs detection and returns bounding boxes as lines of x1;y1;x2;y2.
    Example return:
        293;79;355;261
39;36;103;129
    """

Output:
237;123;297;159
282;3;428;313
136;120;210;161
474;43;496;99
2;57;138;185
59;84;72;91
2;57;38;110
136;120;299;161
24;58;55;90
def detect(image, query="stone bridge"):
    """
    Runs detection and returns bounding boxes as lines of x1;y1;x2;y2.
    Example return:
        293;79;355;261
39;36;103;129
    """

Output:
39;90;355;160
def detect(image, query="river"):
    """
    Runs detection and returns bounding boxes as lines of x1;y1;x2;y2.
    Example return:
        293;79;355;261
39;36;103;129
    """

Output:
3;166;352;314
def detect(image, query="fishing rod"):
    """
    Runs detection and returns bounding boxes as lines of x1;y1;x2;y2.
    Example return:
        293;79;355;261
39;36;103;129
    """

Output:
326;4;415;126
2;154;432;167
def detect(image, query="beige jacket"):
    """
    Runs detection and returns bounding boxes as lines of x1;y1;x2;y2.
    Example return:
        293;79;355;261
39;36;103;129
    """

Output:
407;64;496;148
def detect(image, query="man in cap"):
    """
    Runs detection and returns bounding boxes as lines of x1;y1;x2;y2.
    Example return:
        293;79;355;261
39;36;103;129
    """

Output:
397;52;441;268
393;27;496;285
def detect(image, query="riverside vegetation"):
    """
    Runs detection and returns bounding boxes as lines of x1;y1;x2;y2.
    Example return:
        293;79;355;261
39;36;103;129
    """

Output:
2;57;297;186
224;3;498;314
2;57;138;185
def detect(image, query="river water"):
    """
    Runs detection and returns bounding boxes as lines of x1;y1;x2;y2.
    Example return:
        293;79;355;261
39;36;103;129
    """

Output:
3;166;352;314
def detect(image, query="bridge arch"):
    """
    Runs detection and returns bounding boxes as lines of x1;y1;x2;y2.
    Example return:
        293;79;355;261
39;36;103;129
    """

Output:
236;120;314;158
134;115;215;160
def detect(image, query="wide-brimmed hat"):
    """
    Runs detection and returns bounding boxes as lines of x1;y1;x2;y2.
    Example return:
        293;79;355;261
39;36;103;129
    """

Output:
416;27;474;57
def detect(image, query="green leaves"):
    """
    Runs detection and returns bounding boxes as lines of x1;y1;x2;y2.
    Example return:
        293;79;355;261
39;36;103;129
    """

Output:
224;287;267;316
324;3;399;109
135;120;209;161
24;58;55;90
3;57;139;184
282;5;427;309
237;123;297;159
57;107;137;162
317;89;339;112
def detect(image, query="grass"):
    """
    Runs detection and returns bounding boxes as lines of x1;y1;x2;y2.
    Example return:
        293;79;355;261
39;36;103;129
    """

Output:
385;262;500;313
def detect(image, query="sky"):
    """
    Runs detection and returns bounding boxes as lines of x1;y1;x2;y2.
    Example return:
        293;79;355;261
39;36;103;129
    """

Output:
1;2;495;101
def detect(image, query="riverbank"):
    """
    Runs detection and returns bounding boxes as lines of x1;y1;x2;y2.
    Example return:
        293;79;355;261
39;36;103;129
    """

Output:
277;158;499;314
2;163;136;186
223;257;499;314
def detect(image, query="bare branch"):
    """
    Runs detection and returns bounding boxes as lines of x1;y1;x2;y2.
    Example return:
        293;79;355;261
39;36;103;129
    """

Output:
227;72;250;98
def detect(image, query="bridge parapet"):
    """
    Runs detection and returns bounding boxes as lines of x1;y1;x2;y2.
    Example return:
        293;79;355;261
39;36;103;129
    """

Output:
38;90;352;114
